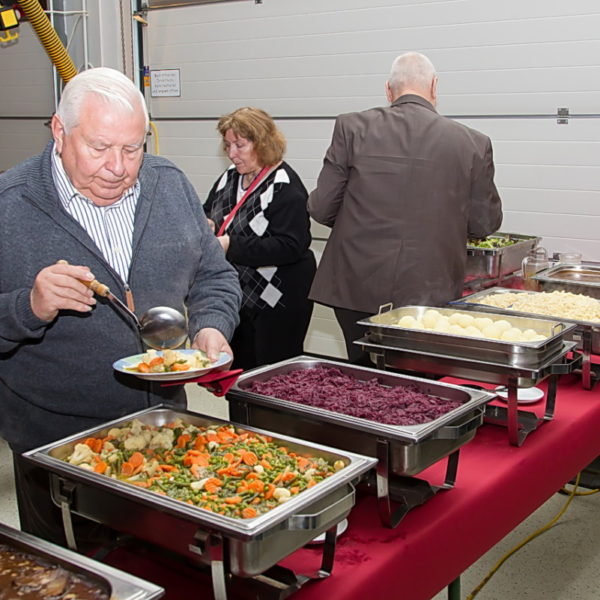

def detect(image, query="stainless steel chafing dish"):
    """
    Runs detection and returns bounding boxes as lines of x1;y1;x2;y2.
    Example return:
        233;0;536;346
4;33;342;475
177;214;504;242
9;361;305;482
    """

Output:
466;232;541;281
226;356;495;527
0;521;164;599
24;406;376;600
354;305;579;446
533;263;600;299
357;305;575;369
455;287;599;389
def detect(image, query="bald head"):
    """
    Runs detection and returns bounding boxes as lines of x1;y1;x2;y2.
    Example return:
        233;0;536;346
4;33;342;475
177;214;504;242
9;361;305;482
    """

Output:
386;52;438;106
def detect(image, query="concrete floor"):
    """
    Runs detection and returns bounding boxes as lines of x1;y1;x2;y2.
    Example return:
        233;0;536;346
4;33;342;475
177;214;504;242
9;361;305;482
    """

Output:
2;385;600;599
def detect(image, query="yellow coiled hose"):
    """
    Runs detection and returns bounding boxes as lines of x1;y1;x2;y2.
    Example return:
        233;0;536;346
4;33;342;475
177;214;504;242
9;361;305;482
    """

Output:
18;0;78;84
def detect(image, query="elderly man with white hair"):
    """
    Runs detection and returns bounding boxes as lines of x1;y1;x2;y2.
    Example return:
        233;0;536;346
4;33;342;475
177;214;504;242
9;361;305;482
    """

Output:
309;51;503;365
0;67;242;546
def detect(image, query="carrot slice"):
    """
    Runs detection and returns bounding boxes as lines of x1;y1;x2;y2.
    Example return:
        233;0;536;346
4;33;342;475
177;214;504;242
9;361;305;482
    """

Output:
247;479;265;493
224;496;242;504
242;506;258;519
241;451;258;466
204;478;223;494
121;462;134;476
176;433;191;448
94;461;107;474
264;483;275;499
128;451;144;468
84;437;103;453
148;356;165;368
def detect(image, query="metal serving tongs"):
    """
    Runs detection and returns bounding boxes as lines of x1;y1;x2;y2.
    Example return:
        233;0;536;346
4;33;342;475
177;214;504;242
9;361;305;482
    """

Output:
58;260;187;350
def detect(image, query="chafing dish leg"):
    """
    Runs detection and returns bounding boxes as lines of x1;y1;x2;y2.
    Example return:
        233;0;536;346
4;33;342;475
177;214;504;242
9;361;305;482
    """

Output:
51;477;78;551
544;375;557;421
191;531;228;600
506;378;520;446
581;329;593;390
442;450;459;489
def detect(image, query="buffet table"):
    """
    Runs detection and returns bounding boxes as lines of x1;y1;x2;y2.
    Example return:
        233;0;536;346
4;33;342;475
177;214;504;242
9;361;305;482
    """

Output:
100;366;600;600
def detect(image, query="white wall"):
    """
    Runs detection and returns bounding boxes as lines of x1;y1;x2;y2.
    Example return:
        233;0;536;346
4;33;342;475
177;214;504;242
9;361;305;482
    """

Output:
141;0;600;358
1;0;599;359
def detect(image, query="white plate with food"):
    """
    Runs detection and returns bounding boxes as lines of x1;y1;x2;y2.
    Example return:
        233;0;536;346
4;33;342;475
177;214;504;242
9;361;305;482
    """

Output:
494;386;545;404
113;349;231;381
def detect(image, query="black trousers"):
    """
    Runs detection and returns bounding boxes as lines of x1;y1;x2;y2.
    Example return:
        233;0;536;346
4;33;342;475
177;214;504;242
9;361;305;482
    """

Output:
231;299;314;371
333;307;373;366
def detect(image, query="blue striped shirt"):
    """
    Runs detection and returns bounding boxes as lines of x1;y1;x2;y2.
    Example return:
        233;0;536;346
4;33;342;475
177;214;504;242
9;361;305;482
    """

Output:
51;144;139;283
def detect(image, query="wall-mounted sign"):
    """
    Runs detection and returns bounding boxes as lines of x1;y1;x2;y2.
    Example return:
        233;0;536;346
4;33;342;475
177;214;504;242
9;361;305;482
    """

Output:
150;69;181;97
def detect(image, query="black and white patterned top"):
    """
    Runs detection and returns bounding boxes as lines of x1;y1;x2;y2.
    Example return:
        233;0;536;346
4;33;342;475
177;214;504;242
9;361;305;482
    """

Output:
204;162;315;312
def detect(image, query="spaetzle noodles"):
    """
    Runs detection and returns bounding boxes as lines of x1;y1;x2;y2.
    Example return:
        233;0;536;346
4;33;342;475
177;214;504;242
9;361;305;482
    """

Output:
476;290;600;323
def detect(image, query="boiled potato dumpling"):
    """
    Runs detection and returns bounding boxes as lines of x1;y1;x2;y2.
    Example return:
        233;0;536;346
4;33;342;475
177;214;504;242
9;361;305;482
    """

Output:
435;316;451;329
448;324;464;335
495;319;512;333
482;324;502;339
448;312;464;325
473;317;494;330
455;313;475;328
398;315;418;328
422;309;442;329
434;319;451;333
501;327;524;342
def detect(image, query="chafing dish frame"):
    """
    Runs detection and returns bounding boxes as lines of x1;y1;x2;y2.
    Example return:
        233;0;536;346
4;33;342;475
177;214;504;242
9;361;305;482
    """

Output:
454;286;600;389
24;405;377;600
226;356;496;528
533;263;600;298
357;305;574;369
356;336;579;447
0;522;164;599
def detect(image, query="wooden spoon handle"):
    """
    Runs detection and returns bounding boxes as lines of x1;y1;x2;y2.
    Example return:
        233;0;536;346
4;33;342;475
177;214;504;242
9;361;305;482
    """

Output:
57;259;110;297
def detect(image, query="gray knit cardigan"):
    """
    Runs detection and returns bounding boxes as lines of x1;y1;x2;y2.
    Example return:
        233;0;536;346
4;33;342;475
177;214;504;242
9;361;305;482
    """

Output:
0;143;241;452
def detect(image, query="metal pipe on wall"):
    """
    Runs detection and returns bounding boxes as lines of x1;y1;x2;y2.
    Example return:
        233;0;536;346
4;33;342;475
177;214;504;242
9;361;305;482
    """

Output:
17;0;78;84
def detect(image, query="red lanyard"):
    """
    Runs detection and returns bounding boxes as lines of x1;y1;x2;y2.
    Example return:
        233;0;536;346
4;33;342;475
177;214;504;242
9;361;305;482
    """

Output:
217;167;269;237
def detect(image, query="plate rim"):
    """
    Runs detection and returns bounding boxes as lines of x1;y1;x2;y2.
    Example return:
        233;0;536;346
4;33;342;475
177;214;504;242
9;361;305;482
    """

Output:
494;385;544;404
113;349;231;381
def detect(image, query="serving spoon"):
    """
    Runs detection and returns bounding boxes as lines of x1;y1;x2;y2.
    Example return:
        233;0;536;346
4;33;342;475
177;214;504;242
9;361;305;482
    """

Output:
58;261;188;350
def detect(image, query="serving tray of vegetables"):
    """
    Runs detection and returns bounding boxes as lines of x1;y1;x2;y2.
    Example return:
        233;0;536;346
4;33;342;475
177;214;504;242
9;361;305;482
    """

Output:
466;231;541;280
23;406;375;578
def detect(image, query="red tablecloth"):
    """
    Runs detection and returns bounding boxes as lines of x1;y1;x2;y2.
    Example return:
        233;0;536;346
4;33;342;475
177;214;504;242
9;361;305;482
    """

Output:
103;371;600;600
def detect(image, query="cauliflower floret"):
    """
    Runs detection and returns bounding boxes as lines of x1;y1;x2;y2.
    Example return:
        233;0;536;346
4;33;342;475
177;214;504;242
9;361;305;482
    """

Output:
123;434;147;451
303;468;316;480
273;487;292;503
129;419;145;436
148;429;174;451
68;443;95;466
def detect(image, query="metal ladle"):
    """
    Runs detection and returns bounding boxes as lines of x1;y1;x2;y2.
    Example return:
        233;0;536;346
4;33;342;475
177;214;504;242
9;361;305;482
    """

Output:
58;259;188;350
85;278;188;350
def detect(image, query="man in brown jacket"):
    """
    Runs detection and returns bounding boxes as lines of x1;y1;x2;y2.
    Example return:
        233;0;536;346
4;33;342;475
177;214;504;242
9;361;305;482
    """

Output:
308;51;503;364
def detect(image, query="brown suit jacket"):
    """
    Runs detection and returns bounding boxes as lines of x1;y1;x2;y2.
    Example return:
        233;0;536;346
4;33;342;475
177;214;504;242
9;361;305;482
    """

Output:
308;94;503;313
